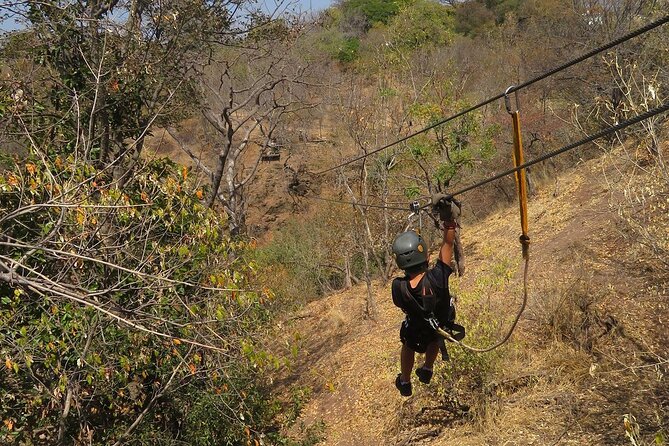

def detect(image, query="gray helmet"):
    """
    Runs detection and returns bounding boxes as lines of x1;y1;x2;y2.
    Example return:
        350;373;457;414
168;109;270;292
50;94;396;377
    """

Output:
392;230;428;271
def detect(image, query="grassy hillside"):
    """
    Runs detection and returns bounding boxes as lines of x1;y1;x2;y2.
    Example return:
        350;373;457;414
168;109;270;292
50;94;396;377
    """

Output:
1;1;667;444
270;141;668;445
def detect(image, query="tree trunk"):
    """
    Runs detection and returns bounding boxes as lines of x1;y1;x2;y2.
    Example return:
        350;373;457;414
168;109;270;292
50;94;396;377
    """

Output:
223;157;245;236
361;241;377;320
208;146;227;209
344;254;352;289
116;135;145;189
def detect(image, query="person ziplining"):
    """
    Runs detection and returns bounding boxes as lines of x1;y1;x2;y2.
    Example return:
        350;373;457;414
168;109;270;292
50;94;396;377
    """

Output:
390;88;534;397
391;194;463;397
302;14;669;397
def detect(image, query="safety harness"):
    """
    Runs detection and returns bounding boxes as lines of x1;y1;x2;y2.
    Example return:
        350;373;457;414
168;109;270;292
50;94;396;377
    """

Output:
399;273;465;360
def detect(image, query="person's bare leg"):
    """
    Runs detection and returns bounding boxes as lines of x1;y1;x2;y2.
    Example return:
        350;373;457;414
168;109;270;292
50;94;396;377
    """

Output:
422;341;439;370
400;344;415;382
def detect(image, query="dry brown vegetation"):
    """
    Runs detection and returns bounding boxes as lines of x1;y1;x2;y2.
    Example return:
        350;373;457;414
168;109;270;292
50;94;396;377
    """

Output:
2;0;668;444
270;139;668;445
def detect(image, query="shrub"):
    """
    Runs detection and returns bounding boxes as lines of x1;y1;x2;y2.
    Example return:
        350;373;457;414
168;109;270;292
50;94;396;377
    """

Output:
0;153;285;445
256;209;353;306
340;0;408;28
385;0;455;49
337;36;361;63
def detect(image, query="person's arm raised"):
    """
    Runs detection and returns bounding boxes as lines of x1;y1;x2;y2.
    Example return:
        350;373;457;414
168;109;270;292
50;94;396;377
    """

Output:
431;193;460;266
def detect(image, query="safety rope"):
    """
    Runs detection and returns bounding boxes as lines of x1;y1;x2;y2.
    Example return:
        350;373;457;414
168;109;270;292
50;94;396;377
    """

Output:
314;14;669;175
435;101;668;353
432;102;669;353
436;90;531;353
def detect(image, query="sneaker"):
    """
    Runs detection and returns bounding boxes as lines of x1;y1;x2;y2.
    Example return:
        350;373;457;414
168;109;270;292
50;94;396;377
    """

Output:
395;374;412;397
415;367;433;384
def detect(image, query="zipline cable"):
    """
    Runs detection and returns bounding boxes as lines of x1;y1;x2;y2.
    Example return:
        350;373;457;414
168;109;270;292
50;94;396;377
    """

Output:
308;108;669;354
448;100;669;198
307;195;408;211
306;107;669;353
315;14;669;176
307;101;669;214
435;101;669;353
311;104;669;353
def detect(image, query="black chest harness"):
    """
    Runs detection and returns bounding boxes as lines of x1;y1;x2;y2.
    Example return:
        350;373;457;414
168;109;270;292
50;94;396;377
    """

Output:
399;273;466;360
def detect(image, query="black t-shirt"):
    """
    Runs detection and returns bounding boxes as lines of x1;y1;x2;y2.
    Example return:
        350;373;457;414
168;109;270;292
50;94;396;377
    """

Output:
391;260;453;324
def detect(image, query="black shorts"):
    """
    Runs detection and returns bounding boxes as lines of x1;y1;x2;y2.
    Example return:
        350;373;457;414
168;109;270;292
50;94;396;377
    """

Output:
399;319;439;353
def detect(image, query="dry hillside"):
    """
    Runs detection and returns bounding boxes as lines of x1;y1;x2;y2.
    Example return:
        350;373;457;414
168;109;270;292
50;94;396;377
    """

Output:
270;143;668;446
145;116;337;238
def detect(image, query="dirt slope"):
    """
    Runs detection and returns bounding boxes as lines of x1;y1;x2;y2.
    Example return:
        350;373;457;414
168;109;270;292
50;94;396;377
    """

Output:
272;146;668;446
144;115;343;239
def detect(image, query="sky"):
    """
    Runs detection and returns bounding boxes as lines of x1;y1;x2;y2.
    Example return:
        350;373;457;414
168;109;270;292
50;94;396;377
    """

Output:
0;0;336;33
292;0;334;11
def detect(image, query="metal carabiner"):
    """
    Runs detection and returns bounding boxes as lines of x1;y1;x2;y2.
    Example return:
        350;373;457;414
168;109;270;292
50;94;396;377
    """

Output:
504;85;520;115
408;200;422;234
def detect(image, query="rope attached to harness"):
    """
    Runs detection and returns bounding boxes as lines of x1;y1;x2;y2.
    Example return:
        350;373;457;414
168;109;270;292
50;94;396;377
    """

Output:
436;87;531;353
436;257;529;352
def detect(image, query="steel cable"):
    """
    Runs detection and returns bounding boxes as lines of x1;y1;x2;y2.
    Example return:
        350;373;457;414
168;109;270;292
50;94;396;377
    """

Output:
307;105;669;354
432;102;668;352
315;14;669;175
449;100;669;198
309;101;669;211
307;195;408;211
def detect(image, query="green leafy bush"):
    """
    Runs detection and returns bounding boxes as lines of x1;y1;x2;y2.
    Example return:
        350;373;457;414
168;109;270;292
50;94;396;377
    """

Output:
256;210;353;305
386;0;455;48
337;36;361;63
0;154;285;445
340;0;408;27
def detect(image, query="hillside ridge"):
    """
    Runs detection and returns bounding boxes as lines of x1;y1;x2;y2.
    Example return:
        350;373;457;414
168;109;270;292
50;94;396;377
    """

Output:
271;146;669;446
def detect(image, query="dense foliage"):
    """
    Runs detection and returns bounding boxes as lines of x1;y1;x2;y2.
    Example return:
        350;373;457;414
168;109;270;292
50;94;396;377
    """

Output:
0;153;285;444
0;2;307;444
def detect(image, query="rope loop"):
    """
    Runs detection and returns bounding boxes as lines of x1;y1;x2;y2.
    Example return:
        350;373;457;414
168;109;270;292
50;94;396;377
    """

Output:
436;255;530;353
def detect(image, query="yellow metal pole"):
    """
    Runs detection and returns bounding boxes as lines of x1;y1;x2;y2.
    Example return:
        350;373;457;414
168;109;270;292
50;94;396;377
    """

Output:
506;88;530;259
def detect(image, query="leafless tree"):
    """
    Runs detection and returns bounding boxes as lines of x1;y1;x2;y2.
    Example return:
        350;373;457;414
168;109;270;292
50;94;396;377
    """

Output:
169;27;316;235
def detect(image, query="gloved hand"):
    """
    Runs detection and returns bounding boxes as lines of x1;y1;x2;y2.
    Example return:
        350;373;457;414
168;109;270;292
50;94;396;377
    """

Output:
431;193;460;223
431;192;451;207
425;314;440;332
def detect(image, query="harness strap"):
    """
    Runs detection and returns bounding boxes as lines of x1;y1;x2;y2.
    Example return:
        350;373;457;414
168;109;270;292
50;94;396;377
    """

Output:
400;274;465;361
399;273;460;336
399;279;431;316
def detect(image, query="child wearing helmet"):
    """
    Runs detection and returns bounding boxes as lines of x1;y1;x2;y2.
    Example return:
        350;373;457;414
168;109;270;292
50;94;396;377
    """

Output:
391;194;459;397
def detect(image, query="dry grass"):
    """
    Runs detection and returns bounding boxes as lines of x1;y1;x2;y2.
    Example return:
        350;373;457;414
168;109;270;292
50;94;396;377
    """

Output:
268;142;669;446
